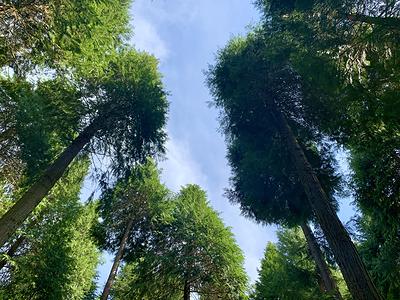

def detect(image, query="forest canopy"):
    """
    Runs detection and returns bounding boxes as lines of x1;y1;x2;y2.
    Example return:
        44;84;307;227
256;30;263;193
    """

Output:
0;0;399;299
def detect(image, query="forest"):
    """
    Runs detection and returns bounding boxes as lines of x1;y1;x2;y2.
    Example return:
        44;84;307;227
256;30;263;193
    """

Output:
0;0;399;299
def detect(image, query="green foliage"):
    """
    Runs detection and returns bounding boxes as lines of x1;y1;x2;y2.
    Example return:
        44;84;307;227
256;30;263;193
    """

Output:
0;46;168;195
97;159;171;256
0;77;83;185
0;159;100;299
251;1;400;296
207;33;341;227
84;48;169;178
251;228;347;300
0;0;130;76
355;213;400;299
112;184;249;300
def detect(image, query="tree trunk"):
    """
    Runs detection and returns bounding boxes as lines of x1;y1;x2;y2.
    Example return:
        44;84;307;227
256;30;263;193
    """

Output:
0;121;99;247
100;217;134;300
183;280;190;300
272;106;382;300
0;235;25;270
347;13;400;28
300;222;342;300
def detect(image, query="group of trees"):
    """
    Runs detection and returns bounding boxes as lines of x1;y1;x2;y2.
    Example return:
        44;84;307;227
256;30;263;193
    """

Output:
0;0;248;299
0;0;399;299
102;164;248;300
207;0;399;299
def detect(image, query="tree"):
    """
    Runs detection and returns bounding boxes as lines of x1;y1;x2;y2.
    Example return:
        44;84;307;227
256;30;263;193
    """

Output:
0;48;168;247
207;32;381;299
112;185;249;300
97;159;171;300
212;49;343;297
251;227;349;300
0;159;100;300
300;223;342;299
253;2;400;297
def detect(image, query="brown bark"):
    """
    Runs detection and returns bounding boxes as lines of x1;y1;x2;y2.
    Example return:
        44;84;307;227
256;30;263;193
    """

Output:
301;222;342;300
183;280;190;300
100;217;134;300
272;106;382;300
0;235;25;270
0;121;99;247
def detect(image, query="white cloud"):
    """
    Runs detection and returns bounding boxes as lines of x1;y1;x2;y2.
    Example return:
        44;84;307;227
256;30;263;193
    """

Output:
132;0;199;25
129;15;169;61
160;136;208;192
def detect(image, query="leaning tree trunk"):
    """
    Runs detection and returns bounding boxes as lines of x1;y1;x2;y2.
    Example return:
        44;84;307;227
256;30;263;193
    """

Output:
183;280;190;300
0;121;99;247
272;106;382;300
300;222;342;300
100;217;134;300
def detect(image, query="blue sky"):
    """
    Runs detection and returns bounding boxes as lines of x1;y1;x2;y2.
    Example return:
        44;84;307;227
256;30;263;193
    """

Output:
128;0;275;283
96;0;357;288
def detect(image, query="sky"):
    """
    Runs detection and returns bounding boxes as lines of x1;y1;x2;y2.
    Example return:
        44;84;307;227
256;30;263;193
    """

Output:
96;0;357;289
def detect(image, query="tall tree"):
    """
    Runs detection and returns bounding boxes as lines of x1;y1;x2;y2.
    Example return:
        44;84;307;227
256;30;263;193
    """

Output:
0;48;168;247
112;185;249;300
97;159;170;300
207;32;381;299
207;46;343;297
254;1;400;297
0;159;100;300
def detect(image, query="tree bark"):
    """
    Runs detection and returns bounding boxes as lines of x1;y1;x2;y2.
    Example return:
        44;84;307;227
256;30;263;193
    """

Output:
300;222;342;300
272;106;382;300
0;235;25;270
100;217;134;300
183;280;190;300
0;121;99;247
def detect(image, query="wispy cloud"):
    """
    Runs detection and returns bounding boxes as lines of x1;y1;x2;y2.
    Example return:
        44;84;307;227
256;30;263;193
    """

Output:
129;13;169;61
160;136;208;192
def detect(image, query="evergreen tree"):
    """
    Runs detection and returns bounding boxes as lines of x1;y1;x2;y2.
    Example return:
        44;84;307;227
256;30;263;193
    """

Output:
207;32;380;299
0;48;168;247
253;2;400;297
97;159;171;300
112;185;249;300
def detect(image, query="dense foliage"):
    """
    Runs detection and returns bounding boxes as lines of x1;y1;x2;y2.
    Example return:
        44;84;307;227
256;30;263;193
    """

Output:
0;0;399;298
251;227;349;300
0;160;99;299
112;185;249;300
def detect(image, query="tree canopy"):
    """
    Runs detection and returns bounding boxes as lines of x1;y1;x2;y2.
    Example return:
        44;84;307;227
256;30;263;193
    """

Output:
112;184;249;300
251;227;349;300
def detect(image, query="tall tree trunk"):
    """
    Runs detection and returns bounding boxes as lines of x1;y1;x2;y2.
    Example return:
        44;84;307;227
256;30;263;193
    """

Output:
272;106;382;300
183;280;190;300
100;217;134;300
0;235;25;270
0;121;99;247
300;222;342;300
